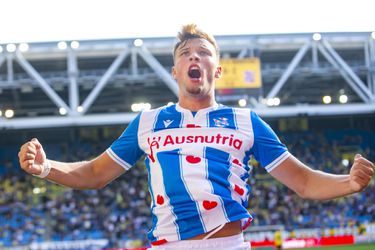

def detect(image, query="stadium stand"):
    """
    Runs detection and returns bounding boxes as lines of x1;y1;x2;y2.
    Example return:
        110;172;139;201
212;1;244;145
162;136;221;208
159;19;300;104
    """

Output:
1;124;374;248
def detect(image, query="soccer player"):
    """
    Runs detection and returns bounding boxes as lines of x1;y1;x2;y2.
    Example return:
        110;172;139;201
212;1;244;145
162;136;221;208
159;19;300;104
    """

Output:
18;24;374;250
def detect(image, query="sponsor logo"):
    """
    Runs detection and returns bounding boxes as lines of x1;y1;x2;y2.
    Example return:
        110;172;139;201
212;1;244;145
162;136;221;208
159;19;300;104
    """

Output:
163;119;173;128
147;133;243;159
147;136;161;163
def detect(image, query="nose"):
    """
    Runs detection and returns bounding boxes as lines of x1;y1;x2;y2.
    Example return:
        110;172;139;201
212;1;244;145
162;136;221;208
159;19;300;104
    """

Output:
189;52;200;62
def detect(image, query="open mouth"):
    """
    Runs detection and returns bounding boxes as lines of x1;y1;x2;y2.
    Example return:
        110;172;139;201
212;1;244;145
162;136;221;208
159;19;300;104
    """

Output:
188;66;201;79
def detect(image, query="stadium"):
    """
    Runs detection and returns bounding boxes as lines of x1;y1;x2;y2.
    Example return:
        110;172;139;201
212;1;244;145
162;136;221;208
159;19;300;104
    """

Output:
1;12;375;250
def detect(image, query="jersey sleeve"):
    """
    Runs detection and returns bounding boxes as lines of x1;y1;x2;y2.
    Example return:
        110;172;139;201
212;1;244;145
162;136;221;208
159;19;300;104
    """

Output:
106;113;144;170
249;111;290;172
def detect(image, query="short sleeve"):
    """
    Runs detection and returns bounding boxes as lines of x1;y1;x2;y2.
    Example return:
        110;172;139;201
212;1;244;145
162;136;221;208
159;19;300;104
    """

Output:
106;113;144;170
249;111;290;172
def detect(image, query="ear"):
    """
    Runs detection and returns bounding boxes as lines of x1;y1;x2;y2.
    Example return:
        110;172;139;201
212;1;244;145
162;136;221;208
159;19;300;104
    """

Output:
214;66;222;79
172;66;177;80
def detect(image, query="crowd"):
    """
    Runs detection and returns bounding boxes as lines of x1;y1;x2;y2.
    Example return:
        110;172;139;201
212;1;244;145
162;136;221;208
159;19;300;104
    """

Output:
0;128;374;248
250;130;375;229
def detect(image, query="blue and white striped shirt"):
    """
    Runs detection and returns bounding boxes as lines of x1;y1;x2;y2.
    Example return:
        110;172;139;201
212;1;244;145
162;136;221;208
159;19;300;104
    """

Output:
106;103;290;243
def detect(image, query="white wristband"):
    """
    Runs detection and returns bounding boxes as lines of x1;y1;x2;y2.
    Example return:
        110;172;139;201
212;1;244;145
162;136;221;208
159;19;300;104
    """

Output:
33;160;51;178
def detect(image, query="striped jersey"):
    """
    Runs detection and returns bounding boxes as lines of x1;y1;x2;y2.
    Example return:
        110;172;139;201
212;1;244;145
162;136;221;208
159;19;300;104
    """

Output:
106;103;290;243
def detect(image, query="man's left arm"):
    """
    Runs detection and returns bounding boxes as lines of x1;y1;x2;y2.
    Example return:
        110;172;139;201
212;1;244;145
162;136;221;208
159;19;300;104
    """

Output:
270;154;374;200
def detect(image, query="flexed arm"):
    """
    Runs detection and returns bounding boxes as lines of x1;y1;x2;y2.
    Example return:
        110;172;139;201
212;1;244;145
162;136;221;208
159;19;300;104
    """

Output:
18;138;126;189
270;154;374;200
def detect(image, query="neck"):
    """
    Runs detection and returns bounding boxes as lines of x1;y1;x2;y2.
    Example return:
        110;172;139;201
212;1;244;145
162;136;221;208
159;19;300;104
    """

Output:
178;94;216;112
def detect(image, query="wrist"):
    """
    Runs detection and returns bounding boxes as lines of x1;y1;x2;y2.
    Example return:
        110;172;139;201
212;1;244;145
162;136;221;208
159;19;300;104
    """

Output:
33;160;51;178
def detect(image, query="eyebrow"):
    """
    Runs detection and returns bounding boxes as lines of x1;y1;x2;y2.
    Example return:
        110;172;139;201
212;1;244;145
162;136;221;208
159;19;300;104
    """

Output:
178;44;210;53
199;45;210;50
178;47;190;53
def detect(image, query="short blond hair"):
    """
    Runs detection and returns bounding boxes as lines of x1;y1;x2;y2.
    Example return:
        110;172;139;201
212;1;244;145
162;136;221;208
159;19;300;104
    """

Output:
173;24;220;60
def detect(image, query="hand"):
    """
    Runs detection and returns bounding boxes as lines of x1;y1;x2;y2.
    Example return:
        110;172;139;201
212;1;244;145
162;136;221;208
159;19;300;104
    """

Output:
349;154;374;193
18;138;47;175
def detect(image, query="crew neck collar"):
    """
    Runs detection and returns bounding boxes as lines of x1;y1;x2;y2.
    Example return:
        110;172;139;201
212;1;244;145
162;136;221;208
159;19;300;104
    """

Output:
175;102;219;114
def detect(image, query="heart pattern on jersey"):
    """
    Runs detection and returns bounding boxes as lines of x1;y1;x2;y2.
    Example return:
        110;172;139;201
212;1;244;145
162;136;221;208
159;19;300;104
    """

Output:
203;200;218;210
157;195;164;205
234;185;245;196
187;124;201;128
186;155;201;164
232;159;242;166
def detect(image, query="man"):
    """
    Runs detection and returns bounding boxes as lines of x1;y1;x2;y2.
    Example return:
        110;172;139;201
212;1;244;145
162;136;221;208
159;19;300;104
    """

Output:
18;24;374;250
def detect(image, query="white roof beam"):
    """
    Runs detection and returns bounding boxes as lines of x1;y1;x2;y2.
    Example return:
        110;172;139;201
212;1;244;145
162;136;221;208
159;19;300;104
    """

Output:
317;43;371;103
255;103;375;117
6;54;14;83
0;54;5;69
14;50;71;114
266;42;311;100
1;103;374;130
322;39;374;102
80;47;130;114
67;48;80;115
137;46;178;96
131;48;138;77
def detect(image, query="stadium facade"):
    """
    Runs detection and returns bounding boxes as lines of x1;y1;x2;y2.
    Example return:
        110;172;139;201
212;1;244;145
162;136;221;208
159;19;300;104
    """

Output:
0;32;374;130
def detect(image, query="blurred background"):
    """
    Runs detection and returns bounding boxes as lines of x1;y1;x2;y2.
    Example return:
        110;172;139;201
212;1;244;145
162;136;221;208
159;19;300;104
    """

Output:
1;0;374;249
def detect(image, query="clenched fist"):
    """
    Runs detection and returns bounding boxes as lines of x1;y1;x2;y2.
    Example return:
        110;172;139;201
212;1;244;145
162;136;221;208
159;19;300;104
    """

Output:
18;138;47;176
349;154;374;193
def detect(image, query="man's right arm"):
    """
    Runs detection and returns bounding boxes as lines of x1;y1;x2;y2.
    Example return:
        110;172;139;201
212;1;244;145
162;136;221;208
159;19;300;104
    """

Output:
18;138;126;189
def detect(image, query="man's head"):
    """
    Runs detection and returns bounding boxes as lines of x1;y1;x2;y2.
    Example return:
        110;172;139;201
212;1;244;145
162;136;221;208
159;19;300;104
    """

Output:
172;24;222;105
173;24;220;62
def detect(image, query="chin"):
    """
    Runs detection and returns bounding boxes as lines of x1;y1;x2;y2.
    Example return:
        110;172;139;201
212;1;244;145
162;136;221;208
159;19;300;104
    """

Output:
187;87;212;98
186;89;202;96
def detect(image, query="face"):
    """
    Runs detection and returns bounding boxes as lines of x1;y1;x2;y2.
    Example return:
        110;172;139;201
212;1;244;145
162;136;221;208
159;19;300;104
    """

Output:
172;38;221;99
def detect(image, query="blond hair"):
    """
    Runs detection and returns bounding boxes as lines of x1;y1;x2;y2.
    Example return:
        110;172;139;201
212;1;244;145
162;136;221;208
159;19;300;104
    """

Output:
173;24;220;60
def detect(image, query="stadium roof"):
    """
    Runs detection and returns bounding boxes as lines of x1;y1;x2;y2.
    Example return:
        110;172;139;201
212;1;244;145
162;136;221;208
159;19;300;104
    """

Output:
0;32;375;129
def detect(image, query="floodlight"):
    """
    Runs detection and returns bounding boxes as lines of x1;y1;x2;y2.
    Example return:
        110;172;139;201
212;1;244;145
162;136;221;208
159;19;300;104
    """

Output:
70;41;80;49
266;97;281;106
273;97;280;106
58;41;68;50
131;102;151;112
5;109;14;118
339;94;348;103
6;44;16;53
312;33;322;41
131;103;139;112
266;99;274;106
19;43;29;52
144;103;151;110
322;95;332;104
59;107;67;115
238;99;247;107
134;39;143;47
